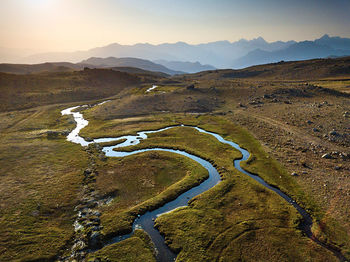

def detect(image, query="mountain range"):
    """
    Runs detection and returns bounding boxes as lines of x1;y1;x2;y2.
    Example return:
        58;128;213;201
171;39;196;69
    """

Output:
0;58;183;76
1;34;350;71
233;35;350;68
80;57;184;75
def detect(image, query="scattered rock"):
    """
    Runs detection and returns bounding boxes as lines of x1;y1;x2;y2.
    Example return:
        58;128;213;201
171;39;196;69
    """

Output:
329;130;340;136
46;130;62;139
84;168;92;175
92;211;101;217
301;162;311;169
186;84;195;90
340;152;349;160
89;232;102;249
72;240;86;252
98;153;107;161
321;153;332;159
31;210;39;216
249;99;263;105
331;151;339;156
209;86;218;93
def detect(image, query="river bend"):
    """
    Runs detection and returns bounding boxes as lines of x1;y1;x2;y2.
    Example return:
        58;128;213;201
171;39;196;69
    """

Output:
61;104;345;262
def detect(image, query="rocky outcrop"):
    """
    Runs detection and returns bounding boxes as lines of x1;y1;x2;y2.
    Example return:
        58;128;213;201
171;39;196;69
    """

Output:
58;144;112;261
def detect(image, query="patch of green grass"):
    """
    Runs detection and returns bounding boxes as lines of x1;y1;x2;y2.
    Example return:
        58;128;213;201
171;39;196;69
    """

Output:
0;105;88;261
196;116;320;213
96;151;208;237
190;115;350;256
155;175;336;261
130;84;184;95
310;80;350;93
80;112;179;139
87;230;156;262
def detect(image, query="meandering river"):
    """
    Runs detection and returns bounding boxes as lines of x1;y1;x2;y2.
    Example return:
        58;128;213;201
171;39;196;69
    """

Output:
61;103;346;262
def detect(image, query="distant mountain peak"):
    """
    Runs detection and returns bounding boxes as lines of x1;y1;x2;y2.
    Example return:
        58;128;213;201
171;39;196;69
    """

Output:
153;59;216;73
254;36;267;43
320;34;330;40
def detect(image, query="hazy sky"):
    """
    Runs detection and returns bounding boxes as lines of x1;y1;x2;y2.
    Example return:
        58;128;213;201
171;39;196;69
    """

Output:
1;0;350;52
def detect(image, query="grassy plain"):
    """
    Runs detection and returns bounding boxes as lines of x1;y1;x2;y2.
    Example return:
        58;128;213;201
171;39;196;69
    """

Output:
0;105;88;260
1;57;349;261
95;150;208;237
81;110;341;260
0;68;143;111
0;104;209;261
87;230;156;262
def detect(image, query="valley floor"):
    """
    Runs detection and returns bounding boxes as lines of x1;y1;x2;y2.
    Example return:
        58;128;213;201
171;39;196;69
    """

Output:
0;69;349;261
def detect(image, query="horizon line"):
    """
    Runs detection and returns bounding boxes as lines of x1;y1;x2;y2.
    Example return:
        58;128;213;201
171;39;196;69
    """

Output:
2;33;348;54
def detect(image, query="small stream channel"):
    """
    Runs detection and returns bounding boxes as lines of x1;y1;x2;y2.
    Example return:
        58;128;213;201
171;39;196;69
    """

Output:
62;104;346;262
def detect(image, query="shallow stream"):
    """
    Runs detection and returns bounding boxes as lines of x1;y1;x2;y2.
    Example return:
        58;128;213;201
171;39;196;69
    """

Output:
61;104;345;262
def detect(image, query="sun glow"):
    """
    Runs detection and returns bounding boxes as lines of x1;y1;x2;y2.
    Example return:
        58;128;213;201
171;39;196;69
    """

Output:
25;0;56;7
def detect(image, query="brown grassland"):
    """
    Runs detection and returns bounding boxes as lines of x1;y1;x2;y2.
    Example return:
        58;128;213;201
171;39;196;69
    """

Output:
0;57;349;261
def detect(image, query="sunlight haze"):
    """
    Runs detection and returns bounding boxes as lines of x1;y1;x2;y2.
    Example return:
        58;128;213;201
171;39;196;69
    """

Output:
1;0;350;52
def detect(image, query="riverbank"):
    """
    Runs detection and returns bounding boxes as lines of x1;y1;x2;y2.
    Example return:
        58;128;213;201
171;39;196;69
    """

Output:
65;102;346;261
79;101;349;261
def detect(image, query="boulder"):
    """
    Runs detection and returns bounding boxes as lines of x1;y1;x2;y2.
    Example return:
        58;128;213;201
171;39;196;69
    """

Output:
209;86;218;93
329;130;340;136
321;153;332;159
46;130;61;139
89;232;102;249
72;240;86;252
186;84;195;90
340;152;349;160
84;168;92;175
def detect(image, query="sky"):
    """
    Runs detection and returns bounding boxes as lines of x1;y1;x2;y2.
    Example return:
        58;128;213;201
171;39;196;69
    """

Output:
1;0;350;52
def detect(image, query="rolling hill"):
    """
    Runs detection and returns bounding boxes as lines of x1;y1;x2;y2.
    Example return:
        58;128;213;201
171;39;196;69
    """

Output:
154;60;216;73
80;57;183;75
0;62;82;74
0;58;182;76
188;56;350;81
0;68;147;111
